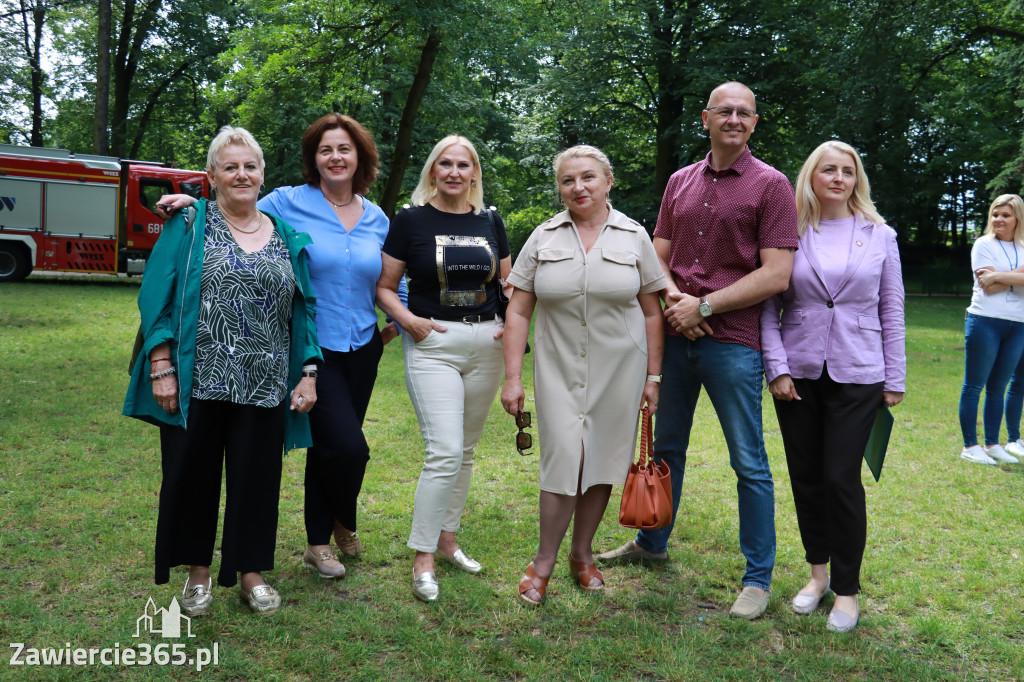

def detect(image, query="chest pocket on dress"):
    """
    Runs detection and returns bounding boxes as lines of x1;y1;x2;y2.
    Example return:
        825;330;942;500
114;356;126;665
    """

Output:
597;249;642;299
600;249;638;266
537;248;575;263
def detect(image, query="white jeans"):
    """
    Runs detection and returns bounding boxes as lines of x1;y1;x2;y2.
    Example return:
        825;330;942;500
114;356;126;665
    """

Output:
403;319;504;553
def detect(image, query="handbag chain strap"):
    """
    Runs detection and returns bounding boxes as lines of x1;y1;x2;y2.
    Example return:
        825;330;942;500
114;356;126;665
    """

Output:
637;406;653;470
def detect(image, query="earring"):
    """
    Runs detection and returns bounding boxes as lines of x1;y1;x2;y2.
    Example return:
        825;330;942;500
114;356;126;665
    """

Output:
471;180;477;188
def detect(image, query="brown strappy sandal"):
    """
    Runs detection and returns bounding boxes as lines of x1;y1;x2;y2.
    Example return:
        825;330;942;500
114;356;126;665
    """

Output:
517;562;550;607
569;552;604;591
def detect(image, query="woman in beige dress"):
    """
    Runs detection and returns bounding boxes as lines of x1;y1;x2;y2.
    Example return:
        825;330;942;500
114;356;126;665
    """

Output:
501;145;665;606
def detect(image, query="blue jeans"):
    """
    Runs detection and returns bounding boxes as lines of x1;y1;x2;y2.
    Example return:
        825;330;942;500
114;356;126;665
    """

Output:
958;313;1024;447
636;335;776;591
1006;350;1024;442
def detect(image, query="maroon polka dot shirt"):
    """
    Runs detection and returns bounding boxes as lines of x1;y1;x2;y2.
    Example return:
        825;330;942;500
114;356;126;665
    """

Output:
653;147;798;351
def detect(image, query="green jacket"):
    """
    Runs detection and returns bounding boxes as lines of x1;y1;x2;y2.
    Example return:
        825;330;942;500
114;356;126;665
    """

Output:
122;199;323;451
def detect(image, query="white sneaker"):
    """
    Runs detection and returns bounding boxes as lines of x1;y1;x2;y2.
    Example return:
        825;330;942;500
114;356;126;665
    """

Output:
985;444;1019;463
961;445;997;465
1005;439;1024;458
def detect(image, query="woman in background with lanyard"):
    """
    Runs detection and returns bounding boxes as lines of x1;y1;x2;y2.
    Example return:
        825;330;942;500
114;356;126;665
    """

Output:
958;194;1024;465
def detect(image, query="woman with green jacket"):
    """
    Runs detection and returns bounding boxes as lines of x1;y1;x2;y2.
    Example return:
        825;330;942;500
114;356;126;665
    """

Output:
123;126;322;616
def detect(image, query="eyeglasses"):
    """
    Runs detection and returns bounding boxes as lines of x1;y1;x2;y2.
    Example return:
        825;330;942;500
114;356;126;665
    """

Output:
705;106;757;121
515;410;533;456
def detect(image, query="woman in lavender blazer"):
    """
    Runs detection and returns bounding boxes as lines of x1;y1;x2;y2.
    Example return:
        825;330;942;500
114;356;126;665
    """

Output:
760;141;906;633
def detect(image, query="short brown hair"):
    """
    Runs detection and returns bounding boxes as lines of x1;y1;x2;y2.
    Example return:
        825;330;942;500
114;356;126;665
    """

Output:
301;114;379;195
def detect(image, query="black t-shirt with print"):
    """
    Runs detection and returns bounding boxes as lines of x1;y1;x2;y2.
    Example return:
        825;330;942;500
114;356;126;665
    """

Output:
384;204;511;320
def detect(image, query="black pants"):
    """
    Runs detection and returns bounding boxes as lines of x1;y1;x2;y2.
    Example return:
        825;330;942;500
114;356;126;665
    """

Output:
304;329;384;545
155;398;285;588
773;370;883;596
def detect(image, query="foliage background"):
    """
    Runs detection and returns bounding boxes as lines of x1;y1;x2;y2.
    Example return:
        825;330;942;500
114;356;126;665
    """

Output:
3;4;1024;677
2;0;1024;263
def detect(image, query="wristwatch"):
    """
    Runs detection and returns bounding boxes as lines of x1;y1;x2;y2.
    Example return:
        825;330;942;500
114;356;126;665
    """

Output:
698;296;713;318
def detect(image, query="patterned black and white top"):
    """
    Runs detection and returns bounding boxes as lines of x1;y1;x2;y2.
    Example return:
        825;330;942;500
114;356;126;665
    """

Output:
192;203;296;407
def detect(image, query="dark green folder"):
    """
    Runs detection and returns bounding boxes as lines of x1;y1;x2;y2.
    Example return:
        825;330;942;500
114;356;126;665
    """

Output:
863;405;894;482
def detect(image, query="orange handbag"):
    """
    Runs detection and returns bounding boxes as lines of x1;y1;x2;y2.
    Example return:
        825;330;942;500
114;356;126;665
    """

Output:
619;407;673;530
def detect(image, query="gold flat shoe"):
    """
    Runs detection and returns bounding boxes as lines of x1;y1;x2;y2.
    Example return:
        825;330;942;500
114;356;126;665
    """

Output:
241;584;281;614
442;548;482;574
333;522;362;557
303;547;347;579
181;576;212;616
412;571;439;602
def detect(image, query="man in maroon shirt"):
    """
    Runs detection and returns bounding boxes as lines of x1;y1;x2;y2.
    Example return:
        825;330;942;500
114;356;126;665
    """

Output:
598;82;798;620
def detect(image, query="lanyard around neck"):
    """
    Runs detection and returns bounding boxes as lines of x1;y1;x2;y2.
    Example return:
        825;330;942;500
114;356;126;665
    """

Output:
998;238;1019;271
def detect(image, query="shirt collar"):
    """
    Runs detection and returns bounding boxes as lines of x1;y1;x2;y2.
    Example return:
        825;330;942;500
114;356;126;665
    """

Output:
701;146;752;176
541;205;635;231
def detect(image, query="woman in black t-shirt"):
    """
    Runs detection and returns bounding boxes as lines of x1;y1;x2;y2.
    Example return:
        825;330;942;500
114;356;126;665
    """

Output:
377;135;511;602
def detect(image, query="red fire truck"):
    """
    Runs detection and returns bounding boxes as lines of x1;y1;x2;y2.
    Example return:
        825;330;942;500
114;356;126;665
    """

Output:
0;143;209;282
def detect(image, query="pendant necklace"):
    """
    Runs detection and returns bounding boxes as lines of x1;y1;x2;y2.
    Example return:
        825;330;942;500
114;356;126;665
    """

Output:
222;209;263;234
324;192;356;208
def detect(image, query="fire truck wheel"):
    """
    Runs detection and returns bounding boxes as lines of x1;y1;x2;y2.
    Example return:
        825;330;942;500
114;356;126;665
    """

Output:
0;242;31;282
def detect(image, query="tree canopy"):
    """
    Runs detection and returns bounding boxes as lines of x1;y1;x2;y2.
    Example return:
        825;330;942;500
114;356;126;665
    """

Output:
2;0;1022;259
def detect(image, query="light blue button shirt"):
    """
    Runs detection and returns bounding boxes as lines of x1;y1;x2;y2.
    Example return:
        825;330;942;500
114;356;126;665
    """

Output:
259;184;406;352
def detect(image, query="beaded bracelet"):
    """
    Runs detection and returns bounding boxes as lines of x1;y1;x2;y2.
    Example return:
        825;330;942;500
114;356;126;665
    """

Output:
150;366;177;381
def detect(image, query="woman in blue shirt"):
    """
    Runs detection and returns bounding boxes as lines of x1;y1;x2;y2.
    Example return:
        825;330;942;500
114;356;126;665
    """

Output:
159;114;405;580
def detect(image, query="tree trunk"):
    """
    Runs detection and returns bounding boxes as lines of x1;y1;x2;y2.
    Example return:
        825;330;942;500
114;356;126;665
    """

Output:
653;86;683;199
648;0;683;198
378;27;442;217
110;0;161;157
94;0;111;155
18;0;46;146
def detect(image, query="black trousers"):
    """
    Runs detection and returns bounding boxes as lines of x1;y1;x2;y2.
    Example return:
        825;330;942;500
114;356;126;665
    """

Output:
155;398;285;588
773;370;883;596
304;329;384;545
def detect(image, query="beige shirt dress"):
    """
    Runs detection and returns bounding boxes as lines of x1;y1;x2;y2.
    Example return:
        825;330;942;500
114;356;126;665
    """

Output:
507;207;667;495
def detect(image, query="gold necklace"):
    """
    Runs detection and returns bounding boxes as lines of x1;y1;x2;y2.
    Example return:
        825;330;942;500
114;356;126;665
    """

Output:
222;209;263;234
324;191;356;208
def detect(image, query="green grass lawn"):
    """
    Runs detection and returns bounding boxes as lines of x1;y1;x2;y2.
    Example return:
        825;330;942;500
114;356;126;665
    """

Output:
1;277;1022;680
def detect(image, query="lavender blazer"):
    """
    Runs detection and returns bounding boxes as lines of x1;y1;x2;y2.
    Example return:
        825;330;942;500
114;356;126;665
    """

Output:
760;217;906;392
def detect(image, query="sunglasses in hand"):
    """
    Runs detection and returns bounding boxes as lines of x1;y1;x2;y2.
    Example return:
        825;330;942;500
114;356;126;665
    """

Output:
515;410;533;456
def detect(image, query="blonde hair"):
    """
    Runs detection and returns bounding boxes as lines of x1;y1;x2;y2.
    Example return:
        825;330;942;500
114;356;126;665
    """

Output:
206;126;265;173
552;145;614;185
410;135;484;214
795;140;883;236
983;194;1024;244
